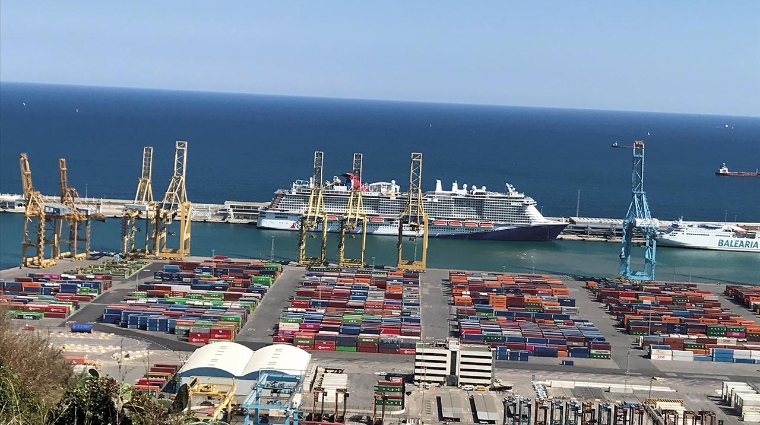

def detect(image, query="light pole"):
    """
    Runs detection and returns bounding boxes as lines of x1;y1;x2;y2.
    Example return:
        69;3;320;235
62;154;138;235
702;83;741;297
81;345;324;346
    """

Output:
502;265;506;273
414;239;418;262
624;349;631;392
648;377;655;398
371;256;376;270
270;236;275;262
85;183;88;200
531;250;535;275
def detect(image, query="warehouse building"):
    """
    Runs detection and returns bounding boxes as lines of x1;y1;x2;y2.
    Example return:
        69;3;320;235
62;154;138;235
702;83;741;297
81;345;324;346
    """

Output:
177;342;312;396
415;338;494;387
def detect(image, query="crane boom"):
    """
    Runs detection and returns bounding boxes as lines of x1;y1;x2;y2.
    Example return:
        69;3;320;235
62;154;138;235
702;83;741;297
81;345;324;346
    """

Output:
397;152;428;271
619;140;658;281
155;141;191;259
298;151;328;266
338;152;368;267
122;146;156;258
19;154;58;267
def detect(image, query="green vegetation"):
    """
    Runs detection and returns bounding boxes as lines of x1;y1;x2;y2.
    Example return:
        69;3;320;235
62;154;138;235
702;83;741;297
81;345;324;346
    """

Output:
0;310;193;425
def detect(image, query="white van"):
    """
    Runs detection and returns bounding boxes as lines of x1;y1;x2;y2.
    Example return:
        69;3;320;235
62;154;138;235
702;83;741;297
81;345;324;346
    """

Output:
462;384;474;391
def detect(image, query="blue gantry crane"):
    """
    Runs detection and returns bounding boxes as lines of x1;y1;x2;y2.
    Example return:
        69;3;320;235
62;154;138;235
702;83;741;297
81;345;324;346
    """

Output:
619;140;659;281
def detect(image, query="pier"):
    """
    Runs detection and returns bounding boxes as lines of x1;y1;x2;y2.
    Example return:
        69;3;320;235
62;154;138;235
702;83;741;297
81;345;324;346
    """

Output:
0;193;267;224
2;193;758;234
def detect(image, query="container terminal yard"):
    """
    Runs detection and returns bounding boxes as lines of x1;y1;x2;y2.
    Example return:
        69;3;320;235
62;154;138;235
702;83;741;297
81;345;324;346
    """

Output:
2;256;760;425
2;145;759;424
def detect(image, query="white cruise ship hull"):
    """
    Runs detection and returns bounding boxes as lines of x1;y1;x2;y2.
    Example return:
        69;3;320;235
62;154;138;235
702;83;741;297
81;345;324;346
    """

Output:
657;234;760;253
257;213;567;242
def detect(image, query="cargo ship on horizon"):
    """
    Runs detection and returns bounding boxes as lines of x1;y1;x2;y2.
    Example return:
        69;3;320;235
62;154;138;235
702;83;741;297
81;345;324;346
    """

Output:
257;176;568;241
715;163;760;177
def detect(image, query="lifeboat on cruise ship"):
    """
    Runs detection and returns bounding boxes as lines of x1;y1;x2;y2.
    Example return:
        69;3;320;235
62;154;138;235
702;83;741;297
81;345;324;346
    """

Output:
479;222;493;228
448;221;463;227
433;220;447;226
369;217;384;223
327;215;339;220
464;221;478;228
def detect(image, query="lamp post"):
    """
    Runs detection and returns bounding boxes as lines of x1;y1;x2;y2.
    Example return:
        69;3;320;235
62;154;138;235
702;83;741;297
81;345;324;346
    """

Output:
270;236;275;262
648;377;655;398
371;256;376;270
624;349;632;392
414;239;418;262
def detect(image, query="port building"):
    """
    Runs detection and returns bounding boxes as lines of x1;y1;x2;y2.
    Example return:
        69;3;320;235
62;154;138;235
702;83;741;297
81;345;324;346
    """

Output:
415;338;494;387
177;342;312;396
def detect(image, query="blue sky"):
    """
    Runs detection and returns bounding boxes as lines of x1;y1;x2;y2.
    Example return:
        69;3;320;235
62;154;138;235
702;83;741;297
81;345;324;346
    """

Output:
1;1;758;116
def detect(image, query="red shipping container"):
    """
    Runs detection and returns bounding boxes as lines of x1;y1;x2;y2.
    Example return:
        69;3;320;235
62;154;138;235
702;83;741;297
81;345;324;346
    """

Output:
399;348;416;355
294;343;314;350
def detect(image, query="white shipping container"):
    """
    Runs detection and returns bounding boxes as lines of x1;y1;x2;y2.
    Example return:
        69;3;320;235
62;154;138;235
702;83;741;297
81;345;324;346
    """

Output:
733;350;752;358
732;389;759;408
651;354;672;361
717;338;738;345
742;412;760;422
740;405;760;413
650;349;673;356
723;382;753;402
737;394;760;408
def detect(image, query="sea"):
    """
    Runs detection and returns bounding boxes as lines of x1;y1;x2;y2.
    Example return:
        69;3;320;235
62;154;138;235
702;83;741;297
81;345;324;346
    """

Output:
1;82;759;284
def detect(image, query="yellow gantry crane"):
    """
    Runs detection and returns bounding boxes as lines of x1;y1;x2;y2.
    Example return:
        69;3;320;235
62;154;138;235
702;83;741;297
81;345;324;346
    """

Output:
121;146;155;258
186;378;236;422
338;153;368;268
396;152;428;271
298;150;329;266
57;158;92;260
154;141;191;259
19;154;62;268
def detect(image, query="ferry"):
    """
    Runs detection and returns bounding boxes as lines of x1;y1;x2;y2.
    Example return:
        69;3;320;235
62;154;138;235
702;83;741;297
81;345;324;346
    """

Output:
715;163;760;177
656;219;760;253
257;176;568;241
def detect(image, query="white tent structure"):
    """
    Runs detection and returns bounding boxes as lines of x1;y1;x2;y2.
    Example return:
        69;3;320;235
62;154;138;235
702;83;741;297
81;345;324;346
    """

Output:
177;342;311;396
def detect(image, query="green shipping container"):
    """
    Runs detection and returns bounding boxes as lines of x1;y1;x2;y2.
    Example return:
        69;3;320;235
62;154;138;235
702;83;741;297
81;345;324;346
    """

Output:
204;292;225;299
294;338;315;344
335;346;357;352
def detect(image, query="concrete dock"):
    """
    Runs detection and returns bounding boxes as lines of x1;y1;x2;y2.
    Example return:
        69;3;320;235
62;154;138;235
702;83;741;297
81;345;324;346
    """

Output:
0;193;267;223
3;193;759;236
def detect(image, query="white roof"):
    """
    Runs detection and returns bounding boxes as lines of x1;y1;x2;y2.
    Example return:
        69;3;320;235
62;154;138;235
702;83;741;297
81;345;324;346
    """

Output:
179;342;255;378
179;342;310;380
241;344;311;378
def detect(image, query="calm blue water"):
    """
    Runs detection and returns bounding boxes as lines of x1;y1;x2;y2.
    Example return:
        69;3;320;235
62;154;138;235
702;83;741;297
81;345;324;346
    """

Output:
0;83;758;282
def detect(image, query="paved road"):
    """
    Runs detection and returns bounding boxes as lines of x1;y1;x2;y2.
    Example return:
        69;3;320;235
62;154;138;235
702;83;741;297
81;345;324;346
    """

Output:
235;267;305;343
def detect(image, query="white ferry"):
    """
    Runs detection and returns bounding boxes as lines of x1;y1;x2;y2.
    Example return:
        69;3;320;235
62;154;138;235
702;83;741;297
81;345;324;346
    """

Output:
656;219;760;253
257;176;567;241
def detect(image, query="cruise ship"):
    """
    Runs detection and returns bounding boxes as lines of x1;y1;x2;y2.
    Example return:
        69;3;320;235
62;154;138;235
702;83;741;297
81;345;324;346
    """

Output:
256;176;568;241
657;219;760;253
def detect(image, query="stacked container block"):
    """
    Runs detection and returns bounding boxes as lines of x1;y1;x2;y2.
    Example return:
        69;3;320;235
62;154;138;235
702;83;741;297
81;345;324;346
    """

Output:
374;377;405;407
449;271;610;361
585;280;758;338
1;273;112;319
274;268;421;355
133;363;180;396
724;285;760;316
101;260;280;345
643;335;760;363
